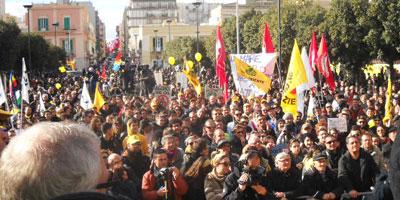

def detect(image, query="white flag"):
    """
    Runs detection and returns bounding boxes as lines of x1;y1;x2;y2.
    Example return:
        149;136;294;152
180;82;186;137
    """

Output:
39;92;46;113
301;47;316;89
307;94;315;118
0;75;7;106
80;81;92;110
21;58;30;103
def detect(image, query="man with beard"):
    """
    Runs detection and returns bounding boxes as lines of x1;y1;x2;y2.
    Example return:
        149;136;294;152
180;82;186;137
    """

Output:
122;138;151;183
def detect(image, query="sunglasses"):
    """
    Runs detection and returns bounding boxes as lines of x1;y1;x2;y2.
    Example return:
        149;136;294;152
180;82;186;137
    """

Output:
326;140;336;144
218;162;231;167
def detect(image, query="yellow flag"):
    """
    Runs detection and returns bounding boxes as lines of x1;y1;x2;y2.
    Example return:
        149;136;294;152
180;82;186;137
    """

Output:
93;83;105;112
281;40;308;117
234;57;272;93
384;76;392;121
183;69;202;96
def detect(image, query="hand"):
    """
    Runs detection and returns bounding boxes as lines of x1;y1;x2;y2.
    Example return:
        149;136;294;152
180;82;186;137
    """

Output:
328;192;336;200
238;173;249;191
274;192;285;198
322;193;330;200
251;184;267;196
348;190;358;199
156;187;167;197
170;167;180;179
296;163;303;170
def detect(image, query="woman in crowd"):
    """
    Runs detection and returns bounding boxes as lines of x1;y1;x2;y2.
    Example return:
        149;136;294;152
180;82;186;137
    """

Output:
182;138;212;200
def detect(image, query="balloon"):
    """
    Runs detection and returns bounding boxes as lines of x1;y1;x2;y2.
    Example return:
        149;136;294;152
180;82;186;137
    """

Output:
112;64;120;72
195;52;202;62
186;60;194;71
55;83;62;90
168;57;176;65
58;66;66;73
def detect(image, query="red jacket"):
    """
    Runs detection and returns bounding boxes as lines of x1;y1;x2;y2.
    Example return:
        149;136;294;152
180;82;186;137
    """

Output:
142;170;188;200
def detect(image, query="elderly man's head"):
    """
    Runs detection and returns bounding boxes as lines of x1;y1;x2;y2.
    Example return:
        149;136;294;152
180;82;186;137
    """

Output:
0;122;107;200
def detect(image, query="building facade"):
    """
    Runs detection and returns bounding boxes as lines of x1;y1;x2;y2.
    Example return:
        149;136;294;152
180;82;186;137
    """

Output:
130;23;216;67
26;1;102;70
0;0;5;20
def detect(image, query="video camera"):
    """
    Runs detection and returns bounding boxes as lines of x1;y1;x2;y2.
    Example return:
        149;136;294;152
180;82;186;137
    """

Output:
237;166;265;186
159;167;174;180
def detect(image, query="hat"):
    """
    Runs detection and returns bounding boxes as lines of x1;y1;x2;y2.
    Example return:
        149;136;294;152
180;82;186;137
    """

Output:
126;137;141;145
313;153;327;161
325;103;332;107
232;95;240;103
217;140;230;148
387;126;397;134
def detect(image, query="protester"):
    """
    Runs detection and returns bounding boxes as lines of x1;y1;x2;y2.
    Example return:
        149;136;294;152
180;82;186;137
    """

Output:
0;122;109;199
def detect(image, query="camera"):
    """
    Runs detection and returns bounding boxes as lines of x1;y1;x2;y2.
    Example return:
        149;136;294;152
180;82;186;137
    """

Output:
237;166;265;186
159;167;174;179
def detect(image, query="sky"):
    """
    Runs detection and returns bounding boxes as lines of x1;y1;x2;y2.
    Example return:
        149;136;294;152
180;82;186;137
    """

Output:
5;0;244;42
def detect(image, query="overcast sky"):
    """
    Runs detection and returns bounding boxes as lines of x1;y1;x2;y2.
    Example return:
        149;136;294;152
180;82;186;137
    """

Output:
5;0;245;42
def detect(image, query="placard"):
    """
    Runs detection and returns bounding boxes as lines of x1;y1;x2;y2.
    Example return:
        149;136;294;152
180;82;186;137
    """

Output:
327;118;348;133
205;85;223;99
153;85;170;96
154;71;163;85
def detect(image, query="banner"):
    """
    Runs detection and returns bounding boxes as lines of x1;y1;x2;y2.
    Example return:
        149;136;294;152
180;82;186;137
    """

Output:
281;40;308;117
175;72;188;89
230;53;276;97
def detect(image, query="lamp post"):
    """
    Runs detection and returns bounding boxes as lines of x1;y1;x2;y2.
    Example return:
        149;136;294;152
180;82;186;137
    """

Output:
192;1;201;54
166;19;172;42
52;22;59;46
278;0;282;83
23;4;33;69
236;0;240;54
153;29;158;68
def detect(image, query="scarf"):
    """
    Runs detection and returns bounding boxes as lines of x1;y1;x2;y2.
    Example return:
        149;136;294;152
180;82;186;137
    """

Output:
185;156;211;178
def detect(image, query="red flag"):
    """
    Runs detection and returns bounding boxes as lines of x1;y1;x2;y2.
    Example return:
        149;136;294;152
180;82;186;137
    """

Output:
100;64;107;80
262;23;275;53
309;32;318;72
317;33;335;92
216;26;229;102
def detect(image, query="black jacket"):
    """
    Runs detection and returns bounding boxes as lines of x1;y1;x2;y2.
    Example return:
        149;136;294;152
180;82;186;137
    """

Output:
266;167;302;200
389;132;400;200
223;166;271;200
338;149;379;193
301;167;343;199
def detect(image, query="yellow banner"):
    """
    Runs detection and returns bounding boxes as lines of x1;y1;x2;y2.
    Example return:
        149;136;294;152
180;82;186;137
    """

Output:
234;57;271;93
384;77;392;121
281;40;308;117
183;69;202;96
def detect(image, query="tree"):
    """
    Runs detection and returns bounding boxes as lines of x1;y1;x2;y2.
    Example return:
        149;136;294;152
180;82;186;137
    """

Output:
0;20;21;71
365;0;400;67
325;0;371;83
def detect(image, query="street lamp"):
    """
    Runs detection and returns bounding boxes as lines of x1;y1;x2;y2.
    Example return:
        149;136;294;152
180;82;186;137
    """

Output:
52;22;59;46
23;4;33;69
278;0;282;83
153;29;158;68
192;1;201;54
166;19;172;42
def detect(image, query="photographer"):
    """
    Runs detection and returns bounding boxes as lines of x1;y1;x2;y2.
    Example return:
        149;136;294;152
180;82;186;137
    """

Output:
142;149;188;200
223;150;270;200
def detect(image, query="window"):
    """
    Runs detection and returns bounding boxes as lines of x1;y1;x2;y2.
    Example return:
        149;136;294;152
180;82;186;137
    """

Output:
62;39;74;53
38;18;49;31
153;37;163;52
64;17;71;30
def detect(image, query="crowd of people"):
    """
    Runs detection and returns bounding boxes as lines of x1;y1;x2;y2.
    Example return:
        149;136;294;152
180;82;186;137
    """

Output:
0;62;400;200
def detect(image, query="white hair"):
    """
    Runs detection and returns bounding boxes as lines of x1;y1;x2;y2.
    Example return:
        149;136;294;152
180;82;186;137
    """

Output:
274;152;291;166
0;122;101;200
